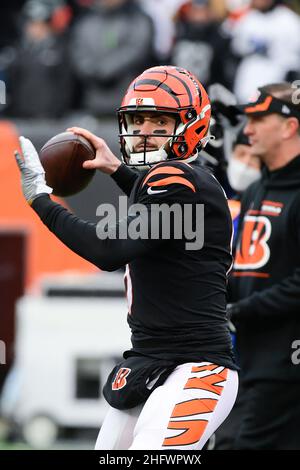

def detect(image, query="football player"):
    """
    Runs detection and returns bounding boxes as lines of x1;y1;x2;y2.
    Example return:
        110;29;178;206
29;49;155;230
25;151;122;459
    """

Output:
14;66;238;450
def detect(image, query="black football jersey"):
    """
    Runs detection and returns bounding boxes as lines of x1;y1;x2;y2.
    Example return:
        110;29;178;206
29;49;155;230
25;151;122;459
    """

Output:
123;161;236;368
32;159;237;370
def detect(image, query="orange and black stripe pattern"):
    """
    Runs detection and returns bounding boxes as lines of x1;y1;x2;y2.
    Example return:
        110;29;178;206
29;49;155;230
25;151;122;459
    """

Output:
121;65;210;119
142;164;196;193
130;67;199;109
163;364;228;447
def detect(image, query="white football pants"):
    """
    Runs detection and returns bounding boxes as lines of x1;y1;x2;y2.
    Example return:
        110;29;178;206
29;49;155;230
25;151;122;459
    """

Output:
95;361;238;450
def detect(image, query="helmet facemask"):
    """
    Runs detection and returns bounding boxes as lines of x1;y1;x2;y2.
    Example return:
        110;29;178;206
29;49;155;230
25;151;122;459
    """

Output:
118;107;211;169
118;110;180;168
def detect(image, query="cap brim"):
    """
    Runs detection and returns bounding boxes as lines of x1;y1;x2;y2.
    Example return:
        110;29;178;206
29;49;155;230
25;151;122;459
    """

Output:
234;95;274;116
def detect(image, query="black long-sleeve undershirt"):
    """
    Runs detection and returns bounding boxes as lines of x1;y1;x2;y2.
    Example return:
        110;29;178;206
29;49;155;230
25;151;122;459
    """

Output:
110;163;139;196
31;194;163;271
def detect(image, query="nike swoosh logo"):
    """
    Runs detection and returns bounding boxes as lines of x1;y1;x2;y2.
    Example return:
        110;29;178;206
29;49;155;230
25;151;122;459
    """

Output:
147;187;168;195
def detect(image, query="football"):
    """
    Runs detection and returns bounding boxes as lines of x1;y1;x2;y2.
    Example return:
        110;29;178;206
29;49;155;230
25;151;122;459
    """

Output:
39;131;96;197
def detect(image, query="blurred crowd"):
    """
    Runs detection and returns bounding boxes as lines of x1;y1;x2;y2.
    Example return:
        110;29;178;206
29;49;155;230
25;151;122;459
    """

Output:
0;0;299;119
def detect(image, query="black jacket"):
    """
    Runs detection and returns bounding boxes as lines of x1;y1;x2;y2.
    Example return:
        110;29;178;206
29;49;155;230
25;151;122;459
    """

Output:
231;154;300;382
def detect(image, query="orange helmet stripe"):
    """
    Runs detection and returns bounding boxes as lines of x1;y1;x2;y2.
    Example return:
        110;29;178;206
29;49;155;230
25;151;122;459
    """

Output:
149;69;193;105
132;79;181;106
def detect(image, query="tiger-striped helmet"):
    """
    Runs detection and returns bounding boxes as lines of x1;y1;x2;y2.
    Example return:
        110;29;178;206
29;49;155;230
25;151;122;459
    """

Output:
118;65;211;168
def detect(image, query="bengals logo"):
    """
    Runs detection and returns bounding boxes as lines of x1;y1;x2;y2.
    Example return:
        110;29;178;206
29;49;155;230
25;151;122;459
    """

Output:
112;368;131;390
234;215;271;270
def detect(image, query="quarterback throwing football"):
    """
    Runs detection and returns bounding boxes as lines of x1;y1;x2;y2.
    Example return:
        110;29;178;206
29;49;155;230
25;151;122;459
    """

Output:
15;66;238;450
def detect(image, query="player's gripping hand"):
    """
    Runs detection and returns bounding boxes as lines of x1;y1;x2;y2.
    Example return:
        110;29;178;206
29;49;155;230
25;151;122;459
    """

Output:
67;127;121;175
14;136;53;205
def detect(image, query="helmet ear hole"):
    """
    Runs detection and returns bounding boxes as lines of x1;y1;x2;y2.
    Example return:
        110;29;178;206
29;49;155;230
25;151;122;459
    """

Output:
185;109;197;121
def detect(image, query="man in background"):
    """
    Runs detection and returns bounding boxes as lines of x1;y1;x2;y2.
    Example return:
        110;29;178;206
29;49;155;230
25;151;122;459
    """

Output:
228;82;300;449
